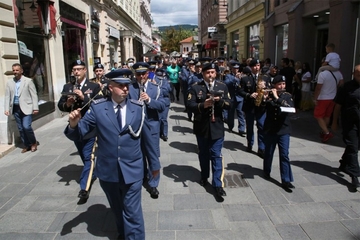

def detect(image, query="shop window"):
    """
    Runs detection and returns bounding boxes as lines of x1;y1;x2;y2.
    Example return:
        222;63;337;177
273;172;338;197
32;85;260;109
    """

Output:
231;31;239;60
248;23;260;60
275;24;289;65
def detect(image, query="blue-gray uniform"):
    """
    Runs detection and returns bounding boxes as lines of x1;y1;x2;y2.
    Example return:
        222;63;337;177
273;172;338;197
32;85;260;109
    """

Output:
154;68;171;141
64;69;145;239
263;75;294;191
129;62;166;199
223;62;246;134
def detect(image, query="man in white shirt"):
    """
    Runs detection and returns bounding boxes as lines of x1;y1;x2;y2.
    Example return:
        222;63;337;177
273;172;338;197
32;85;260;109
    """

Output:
313;69;343;142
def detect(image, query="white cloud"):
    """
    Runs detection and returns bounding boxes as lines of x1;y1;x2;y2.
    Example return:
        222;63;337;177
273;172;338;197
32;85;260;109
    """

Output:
150;0;198;27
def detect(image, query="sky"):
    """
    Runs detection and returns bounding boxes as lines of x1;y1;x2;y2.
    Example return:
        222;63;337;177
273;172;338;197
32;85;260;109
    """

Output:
150;0;198;27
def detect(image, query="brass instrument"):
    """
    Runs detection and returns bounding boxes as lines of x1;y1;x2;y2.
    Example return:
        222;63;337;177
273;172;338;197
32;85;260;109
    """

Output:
255;75;266;107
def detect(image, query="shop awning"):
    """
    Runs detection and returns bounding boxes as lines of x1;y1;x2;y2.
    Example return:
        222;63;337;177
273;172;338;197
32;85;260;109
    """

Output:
205;40;218;49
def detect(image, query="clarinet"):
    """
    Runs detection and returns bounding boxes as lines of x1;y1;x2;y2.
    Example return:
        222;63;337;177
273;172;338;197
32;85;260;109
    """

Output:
139;80;145;101
209;80;215;123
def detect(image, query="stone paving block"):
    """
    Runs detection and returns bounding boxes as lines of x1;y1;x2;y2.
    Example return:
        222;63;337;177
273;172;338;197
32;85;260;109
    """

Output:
176;230;237;240
301;221;356;240
275;224;310;240
303;185;359;202
174;193;221;210
9;196;38;212
162;180;191;195
54;232;117;239
254;189;289;206
142;193;174;211
341;219;360;238
0;212;57;232
211;208;231;230
0;197;11;209
264;202;342;225
327;201;360;219
342;199;360;215
158;210;214;230
224;204;269;222
47;209;109;234
0;183;26;197
229;221;282;240
0;233;57;240
27;195;78;212
301;173;344;186
145;231;175;240
144;211;157;231
28;181;79;196
222;187;259;205
280;188;314;204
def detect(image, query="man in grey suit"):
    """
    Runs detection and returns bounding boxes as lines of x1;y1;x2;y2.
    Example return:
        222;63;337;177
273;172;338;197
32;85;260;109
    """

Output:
4;63;39;153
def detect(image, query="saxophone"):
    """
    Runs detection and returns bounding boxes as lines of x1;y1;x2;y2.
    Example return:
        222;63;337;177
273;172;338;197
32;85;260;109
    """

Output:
254;74;266;107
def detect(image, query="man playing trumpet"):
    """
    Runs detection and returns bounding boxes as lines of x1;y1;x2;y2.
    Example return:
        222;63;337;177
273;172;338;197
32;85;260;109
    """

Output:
187;62;231;198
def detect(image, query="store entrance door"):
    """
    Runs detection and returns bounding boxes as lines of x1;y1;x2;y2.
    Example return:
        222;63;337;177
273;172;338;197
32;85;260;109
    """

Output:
314;29;328;73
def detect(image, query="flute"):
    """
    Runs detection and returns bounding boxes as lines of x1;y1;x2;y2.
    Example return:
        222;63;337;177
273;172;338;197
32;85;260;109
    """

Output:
209;79;215;123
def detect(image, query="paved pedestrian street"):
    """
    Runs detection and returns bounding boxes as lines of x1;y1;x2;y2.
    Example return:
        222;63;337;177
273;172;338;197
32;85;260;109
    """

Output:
0;101;359;240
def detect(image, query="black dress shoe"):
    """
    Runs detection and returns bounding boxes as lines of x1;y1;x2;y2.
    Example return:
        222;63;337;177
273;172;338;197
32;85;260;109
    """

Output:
351;176;360;188
257;149;265;158
199;178;208;186
281;182;295;189
215;187;226;197
78;190;89;199
149;187;159;199
161;136;168;142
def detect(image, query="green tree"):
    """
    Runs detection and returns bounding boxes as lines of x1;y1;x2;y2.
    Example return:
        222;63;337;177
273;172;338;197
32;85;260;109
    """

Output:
161;27;194;53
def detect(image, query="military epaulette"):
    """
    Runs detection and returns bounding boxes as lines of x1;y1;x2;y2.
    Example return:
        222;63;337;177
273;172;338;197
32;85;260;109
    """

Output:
130;99;144;106
192;82;199;86
281;92;292;96
92;98;107;104
216;81;226;86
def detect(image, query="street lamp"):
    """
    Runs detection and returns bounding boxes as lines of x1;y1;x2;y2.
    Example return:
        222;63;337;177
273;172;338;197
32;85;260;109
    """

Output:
29;0;37;12
213;0;219;8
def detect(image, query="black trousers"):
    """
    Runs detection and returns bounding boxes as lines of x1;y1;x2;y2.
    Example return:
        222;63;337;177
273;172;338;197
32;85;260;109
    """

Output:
340;122;360;177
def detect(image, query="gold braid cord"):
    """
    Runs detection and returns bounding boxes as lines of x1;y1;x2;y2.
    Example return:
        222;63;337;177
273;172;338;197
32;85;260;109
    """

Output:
85;137;97;191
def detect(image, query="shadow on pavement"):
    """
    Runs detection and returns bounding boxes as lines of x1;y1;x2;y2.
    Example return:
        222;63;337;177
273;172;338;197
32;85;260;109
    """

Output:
226;162;287;191
291;160;357;192
60;204;117;239
170;106;185;113
169;141;198;153
169;115;189;121
163;164;200;187
290;111;344;147
163;164;224;202
172;126;193;134
56;164;82;186
223;140;246;151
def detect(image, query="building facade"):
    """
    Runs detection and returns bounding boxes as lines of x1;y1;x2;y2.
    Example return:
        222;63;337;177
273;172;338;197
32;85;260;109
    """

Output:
199;0;227;58
263;0;360;81
225;0;265;62
0;0;146;145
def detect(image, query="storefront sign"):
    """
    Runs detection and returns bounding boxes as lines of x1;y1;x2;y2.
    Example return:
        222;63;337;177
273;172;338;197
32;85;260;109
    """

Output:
108;26;120;39
208;27;217;33
18;41;33;58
